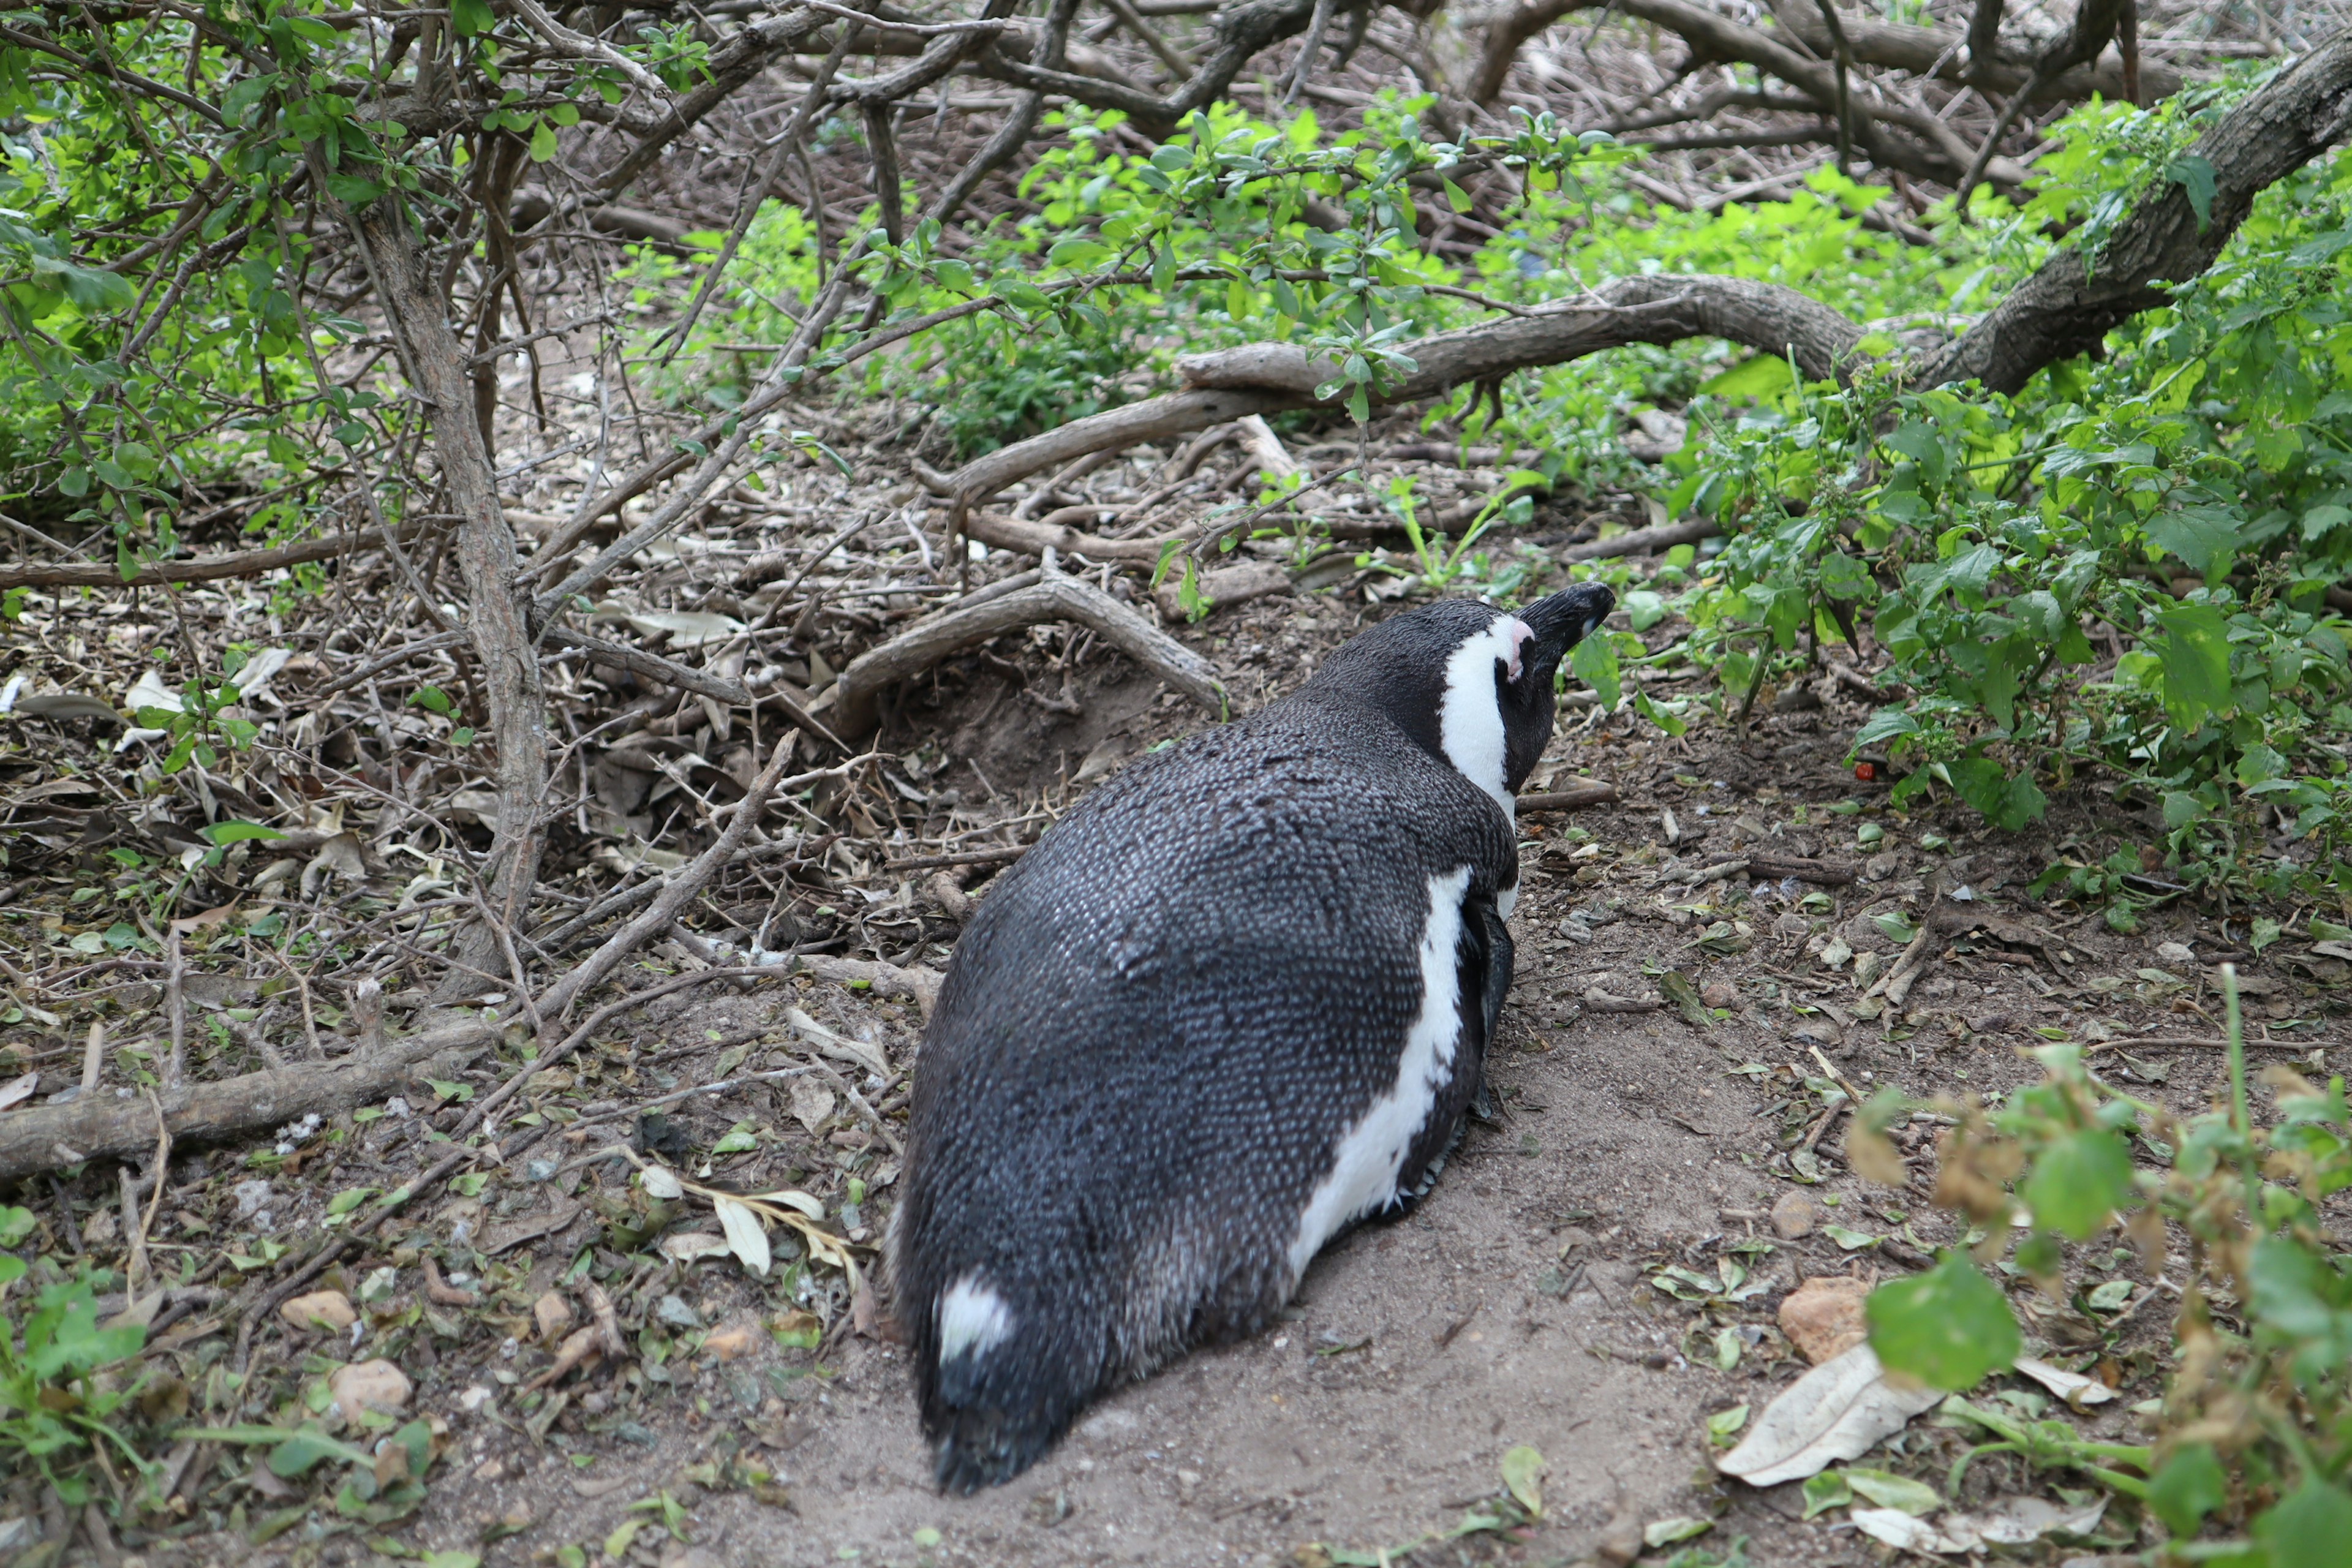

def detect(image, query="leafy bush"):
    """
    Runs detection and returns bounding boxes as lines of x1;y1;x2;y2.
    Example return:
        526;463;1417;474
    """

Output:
1859;974;2352;1561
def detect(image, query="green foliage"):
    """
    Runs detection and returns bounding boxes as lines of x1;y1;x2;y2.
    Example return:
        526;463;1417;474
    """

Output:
1864;1251;2021;1392
0;1261;151;1505
1862;974;2352;1559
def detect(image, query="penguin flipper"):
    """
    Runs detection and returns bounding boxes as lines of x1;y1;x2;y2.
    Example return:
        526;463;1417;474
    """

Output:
1390;891;1513;1208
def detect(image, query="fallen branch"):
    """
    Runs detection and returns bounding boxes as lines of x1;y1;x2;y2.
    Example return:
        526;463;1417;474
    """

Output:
1559;519;1724;563
543;627;753;706
1743;851;1861;886
820;561;1225;734
1517;782;1619;812
0;1018;499;1183
0;524;426;590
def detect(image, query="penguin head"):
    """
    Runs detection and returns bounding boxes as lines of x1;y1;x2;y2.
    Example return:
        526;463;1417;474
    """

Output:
1305;583;1616;810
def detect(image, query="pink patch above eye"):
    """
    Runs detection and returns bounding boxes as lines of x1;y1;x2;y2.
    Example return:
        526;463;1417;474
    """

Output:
1505;620;1532;681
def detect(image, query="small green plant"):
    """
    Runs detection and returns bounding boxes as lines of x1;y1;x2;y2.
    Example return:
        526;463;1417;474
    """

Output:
1858;970;2352;1561
0;1227;153;1505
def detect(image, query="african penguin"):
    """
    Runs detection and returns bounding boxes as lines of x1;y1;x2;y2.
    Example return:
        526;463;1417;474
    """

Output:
890;583;1616;1493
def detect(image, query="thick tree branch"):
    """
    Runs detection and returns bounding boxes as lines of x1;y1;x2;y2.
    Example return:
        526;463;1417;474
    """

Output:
1923;24;2352;393
943;276;1865;500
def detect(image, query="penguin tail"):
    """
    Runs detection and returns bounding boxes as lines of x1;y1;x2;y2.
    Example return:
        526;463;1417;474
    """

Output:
916;1271;1094;1493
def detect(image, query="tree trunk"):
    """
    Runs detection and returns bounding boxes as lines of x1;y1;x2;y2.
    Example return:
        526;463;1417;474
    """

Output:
347;197;551;996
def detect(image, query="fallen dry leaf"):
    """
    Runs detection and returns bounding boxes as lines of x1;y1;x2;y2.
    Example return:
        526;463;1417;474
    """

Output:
1717;1343;1942;1487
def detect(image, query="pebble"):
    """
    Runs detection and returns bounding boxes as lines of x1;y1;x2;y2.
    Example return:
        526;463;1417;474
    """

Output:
1769;1190;1821;1240
328;1359;412;1419
1779;1275;1870;1364
2155;940;2197;967
1700;980;1738;1009
702;1322;760;1361
279;1290;357;1332
533;1292;574;1341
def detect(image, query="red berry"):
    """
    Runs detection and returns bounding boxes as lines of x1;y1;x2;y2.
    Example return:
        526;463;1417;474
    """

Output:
1855;761;1877;781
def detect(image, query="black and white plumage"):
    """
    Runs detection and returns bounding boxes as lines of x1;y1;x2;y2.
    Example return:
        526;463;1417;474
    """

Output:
889;584;1616;1492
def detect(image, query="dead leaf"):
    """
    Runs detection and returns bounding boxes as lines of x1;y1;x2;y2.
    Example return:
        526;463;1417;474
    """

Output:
1851;1507;1977;1555
481;1197;581;1256
300;832;366;897
0;1071;38;1113
660;1231;732;1264
788;1078;837;1134
2011;1356;2116;1408
169;900;239;935
713;1193;772;1277
1717;1343;1942;1487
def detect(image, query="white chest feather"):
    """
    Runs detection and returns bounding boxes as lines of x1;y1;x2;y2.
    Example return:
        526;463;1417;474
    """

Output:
1285;866;1473;1278
1437;618;1528;819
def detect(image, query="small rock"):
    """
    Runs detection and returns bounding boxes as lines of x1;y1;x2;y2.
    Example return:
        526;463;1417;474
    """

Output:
279;1290;356;1332
1779;1275;1871;1365
1968;1012;2018;1035
534;1291;574;1341
456;1385;494;1415
2155;940;2197;968
1770;1190;1822;1240
328;1359;412;1419
1864;851;1903;881
702;1321;760;1361
1595;1516;1645;1567
232;1178;273;1218
658;1548;725;1568
1790;1019;1842;1049
1700;980;1737;1009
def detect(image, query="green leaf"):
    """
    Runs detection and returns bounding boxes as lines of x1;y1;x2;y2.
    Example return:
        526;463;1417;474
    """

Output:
450;0;496;34
529;120;558;164
2024;1128;2133;1239
409;687;454;715
1621;589;1667;631
2146;503;2242;574
1865;1253;2019;1392
1801;1471;1853;1520
1706;1404;1749;1444
2147;1442;2226;1537
1569;632;1621;710
1634;690;1686;737
1643;1517;1712;1549
2166;154;2217;231
1442;178;1474;214
2256;1478;2352;1568
2153;604;2234;734
268;1427;374;1477
205;821;288;846
0;1205;36;1245
1841;1468;1941;1516
1852;707;1918;748
1499;1445;1544;1517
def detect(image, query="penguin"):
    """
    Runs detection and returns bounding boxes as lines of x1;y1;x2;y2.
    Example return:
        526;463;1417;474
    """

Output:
889;582;1616;1493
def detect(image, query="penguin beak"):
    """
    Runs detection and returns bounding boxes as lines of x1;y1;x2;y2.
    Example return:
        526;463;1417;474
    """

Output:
1517;584;1617;673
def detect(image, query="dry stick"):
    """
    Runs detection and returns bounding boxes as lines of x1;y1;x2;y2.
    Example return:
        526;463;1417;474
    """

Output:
657;13;861;364
1516;782;1619;813
0;524;426;590
542;627;753;706
823;569;1225;735
0;1017;502;1184
163;930;186;1091
1805;0;1858;173
81;1018;104;1094
2088;1035;2318;1054
538;733;803;1021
